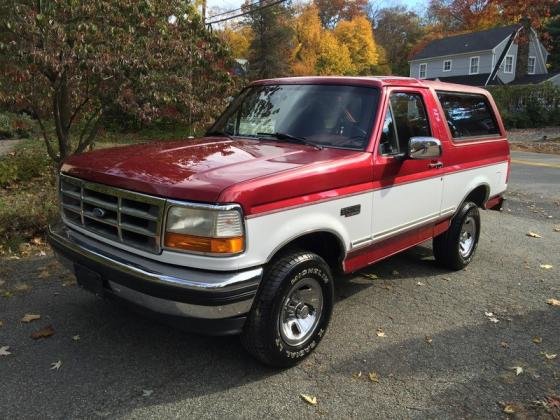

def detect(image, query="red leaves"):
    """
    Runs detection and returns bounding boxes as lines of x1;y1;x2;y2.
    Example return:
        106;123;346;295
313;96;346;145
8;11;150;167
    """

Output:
31;324;55;340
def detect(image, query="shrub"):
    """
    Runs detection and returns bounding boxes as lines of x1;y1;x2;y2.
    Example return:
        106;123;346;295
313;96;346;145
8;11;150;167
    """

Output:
487;83;560;129
0;140;52;187
0;112;36;139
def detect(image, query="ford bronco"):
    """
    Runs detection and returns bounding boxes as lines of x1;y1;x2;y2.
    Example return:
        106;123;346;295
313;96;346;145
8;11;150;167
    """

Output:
48;77;509;367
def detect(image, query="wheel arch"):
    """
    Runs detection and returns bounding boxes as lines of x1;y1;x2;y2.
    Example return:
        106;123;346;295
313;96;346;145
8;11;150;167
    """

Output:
461;183;490;209
265;230;346;274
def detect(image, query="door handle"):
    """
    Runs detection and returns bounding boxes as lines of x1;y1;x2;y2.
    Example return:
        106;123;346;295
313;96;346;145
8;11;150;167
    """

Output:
429;161;443;169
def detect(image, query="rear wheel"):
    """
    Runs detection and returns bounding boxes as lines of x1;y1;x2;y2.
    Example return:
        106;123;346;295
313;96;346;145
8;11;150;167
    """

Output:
241;250;334;368
433;201;480;270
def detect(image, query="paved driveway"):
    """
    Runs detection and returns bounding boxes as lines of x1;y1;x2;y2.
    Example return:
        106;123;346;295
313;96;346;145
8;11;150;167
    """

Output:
0;155;559;419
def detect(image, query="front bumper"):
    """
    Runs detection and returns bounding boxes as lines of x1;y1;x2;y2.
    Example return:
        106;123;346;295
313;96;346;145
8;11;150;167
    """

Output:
47;223;263;335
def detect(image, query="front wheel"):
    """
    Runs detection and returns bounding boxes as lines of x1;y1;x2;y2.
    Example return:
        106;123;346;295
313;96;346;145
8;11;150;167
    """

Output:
433;201;480;270
241;250;334;368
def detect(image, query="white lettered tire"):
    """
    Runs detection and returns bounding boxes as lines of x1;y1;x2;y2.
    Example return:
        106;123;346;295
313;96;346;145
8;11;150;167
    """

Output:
241;250;334;367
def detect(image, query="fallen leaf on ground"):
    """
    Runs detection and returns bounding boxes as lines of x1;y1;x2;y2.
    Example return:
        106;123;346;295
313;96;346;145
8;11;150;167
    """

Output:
416;281;425;286
553;226;560;232
526;232;542;238
543;353;557;360
545;395;560;409
362;273;378;280
540;264;554;270
503;404;515;414
14;283;30;292
512;366;523;376
300;394;317;406
442;276;451;281
489;317;499;323
31;237;43;245
547;298;560;307
532;336;543;344
50;360;62;370
352;371;362;379
142;389;153;397
31;325;55;340
21;314;41;323
500;341;509;348
376;328;386;337
485;311;494;317
425;336;433;345
72;335;80;341
37;251;46;257
0;346;11;356
368;371;380;383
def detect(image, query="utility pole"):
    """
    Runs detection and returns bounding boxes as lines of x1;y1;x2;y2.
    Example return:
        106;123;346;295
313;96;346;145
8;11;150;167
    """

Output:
201;0;206;24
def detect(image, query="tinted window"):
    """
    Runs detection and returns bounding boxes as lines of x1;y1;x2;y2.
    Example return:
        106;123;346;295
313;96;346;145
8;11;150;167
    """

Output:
210;84;379;150
379;92;431;155
437;92;500;139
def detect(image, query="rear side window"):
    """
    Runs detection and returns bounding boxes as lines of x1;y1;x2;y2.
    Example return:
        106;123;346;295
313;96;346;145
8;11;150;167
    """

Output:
437;91;500;139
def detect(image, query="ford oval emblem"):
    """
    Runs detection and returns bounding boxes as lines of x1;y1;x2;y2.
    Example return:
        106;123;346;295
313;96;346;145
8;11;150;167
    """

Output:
92;207;106;218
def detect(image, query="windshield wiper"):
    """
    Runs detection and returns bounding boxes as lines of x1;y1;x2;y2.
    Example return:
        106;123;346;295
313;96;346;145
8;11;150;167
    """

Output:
257;132;323;150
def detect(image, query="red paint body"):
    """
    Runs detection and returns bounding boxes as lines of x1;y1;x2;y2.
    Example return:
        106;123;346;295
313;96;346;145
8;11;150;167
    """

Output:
61;77;510;273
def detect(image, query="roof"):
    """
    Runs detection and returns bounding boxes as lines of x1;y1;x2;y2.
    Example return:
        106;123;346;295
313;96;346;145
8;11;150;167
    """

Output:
251;76;491;94
428;73;504;87
412;25;520;60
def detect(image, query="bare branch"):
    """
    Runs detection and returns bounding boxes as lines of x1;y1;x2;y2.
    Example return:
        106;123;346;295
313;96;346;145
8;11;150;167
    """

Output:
75;110;103;154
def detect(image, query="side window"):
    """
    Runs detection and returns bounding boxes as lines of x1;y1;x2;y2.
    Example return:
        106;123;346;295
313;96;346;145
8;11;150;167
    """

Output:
437;91;500;139
379;93;431;156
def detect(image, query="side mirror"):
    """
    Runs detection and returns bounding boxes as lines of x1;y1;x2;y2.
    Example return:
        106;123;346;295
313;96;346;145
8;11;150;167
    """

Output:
408;137;442;160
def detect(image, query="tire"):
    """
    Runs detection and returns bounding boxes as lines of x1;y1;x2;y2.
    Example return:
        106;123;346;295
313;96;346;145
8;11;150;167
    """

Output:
241;250;334;368
433;201;480;270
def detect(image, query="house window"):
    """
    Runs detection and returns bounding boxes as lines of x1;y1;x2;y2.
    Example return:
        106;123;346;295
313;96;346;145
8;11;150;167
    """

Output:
419;63;427;79
469;57;479;74
504;55;514;73
443;60;452;72
528;56;536;74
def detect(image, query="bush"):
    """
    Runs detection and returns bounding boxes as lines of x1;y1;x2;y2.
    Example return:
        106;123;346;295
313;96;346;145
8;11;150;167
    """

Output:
487;83;560;129
0;140;56;252
0;112;36;139
0;140;52;187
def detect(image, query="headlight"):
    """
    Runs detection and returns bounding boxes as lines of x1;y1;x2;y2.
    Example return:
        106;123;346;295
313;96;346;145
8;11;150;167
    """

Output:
164;204;245;255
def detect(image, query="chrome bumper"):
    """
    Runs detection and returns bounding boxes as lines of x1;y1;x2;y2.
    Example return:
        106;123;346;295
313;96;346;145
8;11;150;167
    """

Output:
47;223;262;322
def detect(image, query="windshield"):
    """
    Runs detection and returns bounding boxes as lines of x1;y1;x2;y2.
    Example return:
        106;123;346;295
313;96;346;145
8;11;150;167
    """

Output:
209;84;380;150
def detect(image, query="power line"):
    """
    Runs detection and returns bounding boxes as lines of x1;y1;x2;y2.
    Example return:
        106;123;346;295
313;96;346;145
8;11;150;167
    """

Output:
206;0;288;25
207;0;262;20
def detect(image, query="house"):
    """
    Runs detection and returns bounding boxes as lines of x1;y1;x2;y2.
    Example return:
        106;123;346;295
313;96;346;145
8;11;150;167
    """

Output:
409;23;560;87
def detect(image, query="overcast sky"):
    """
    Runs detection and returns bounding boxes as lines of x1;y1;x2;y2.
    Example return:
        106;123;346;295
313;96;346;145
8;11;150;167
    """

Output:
206;0;429;19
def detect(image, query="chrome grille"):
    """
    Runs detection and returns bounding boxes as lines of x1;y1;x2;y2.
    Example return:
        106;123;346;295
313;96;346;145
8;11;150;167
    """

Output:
59;174;165;253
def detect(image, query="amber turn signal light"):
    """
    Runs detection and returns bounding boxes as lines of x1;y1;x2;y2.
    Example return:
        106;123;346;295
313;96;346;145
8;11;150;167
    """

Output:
164;232;244;254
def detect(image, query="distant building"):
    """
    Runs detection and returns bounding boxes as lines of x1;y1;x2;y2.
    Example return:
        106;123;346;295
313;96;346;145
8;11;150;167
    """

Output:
409;24;560;87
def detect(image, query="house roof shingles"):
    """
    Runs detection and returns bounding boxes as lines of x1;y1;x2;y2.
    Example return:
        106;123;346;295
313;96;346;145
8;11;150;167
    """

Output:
427;73;503;87
412;25;520;61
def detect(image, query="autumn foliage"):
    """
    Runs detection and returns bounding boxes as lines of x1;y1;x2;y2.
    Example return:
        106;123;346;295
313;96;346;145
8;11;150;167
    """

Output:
0;0;235;164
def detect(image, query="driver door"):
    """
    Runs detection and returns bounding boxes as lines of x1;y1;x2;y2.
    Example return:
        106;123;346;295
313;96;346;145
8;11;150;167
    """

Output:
372;88;445;241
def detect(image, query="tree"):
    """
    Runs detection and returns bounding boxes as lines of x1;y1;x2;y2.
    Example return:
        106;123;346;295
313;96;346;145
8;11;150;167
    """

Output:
316;31;354;75
291;4;323;75
314;0;368;28
544;3;560;72
374;7;424;76
219;26;253;58
427;0;557;32
334;16;379;75
0;0;234;165
246;1;294;79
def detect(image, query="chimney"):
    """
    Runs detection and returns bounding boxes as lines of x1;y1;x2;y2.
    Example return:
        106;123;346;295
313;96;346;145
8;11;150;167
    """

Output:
515;16;531;81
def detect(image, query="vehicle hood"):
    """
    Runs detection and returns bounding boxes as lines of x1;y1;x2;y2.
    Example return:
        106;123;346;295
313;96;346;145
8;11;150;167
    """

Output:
61;137;357;203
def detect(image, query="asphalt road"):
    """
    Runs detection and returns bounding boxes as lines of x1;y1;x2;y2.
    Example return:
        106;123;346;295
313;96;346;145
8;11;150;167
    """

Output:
1;152;559;419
